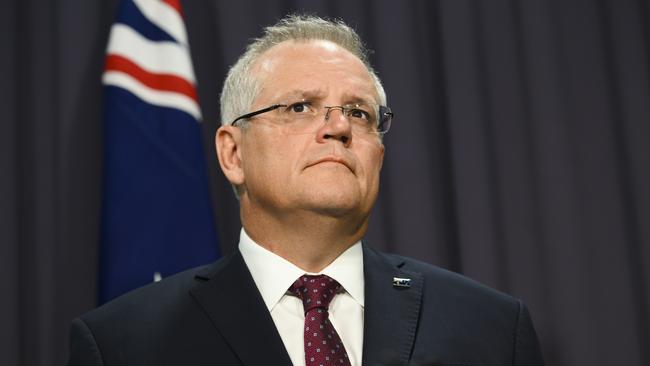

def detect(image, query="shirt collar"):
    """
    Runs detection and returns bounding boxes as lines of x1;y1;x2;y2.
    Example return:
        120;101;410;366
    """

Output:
238;228;365;311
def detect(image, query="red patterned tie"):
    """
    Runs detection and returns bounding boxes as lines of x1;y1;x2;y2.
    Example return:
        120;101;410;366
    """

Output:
289;274;352;366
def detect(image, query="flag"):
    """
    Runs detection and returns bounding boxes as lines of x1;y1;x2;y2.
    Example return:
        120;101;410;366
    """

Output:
99;0;218;303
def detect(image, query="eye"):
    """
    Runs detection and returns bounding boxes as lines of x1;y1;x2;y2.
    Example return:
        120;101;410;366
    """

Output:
348;108;371;120
344;104;376;123
286;101;312;114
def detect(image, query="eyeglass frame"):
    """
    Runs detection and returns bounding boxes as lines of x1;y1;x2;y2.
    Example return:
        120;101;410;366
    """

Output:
229;103;394;135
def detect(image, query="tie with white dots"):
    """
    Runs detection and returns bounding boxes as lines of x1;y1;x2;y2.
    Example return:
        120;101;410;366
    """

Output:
289;274;352;366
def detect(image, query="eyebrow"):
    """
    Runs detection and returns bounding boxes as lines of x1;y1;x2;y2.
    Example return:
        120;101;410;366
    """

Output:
274;89;378;106
275;89;327;102
340;92;376;106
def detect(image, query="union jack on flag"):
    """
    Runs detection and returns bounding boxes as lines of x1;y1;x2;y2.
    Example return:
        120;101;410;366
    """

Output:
99;0;219;303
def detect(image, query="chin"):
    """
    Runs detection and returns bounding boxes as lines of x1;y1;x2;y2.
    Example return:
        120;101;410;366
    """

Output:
312;204;359;218
299;190;363;218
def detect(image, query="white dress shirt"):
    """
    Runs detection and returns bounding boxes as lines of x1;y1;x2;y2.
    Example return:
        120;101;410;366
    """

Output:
238;229;364;366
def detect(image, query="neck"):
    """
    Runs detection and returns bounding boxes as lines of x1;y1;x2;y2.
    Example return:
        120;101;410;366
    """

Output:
240;201;368;273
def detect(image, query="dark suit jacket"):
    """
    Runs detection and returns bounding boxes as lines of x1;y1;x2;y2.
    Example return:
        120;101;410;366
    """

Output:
68;245;545;366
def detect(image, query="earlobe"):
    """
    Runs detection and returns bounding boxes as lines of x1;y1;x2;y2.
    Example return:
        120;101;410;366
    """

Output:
215;126;245;185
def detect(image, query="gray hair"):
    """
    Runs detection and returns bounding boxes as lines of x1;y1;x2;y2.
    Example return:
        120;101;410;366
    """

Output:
219;14;387;126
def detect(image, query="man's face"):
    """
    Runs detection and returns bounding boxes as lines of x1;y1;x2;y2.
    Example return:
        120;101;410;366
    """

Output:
237;40;385;222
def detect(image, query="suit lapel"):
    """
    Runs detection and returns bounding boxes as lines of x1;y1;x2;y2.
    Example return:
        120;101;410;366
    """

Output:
189;251;292;366
362;245;423;365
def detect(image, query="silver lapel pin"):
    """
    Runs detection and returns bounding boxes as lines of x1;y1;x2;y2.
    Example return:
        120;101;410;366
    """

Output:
392;277;411;288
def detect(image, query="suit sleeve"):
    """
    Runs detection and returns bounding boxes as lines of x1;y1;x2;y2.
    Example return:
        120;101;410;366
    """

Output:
513;300;545;366
67;318;104;366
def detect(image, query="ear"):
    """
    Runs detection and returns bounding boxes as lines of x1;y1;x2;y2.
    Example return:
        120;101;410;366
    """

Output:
215;125;245;186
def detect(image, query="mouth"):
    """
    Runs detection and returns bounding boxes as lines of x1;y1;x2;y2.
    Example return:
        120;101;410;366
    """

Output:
307;156;354;172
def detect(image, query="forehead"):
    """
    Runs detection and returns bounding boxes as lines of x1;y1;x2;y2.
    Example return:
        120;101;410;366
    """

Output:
251;40;378;104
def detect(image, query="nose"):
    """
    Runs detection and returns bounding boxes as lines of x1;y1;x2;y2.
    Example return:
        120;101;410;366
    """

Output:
316;107;352;146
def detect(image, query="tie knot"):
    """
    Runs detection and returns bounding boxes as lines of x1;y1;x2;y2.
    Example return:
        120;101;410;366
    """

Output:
289;274;342;313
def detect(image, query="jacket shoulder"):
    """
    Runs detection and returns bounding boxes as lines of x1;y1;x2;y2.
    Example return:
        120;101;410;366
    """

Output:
68;258;234;366
378;250;518;307
369;249;544;365
82;262;213;323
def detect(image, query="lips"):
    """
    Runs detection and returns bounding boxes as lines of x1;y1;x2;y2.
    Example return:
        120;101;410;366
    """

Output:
307;156;355;172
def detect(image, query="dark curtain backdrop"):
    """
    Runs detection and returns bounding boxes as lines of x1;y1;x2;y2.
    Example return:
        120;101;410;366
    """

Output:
2;0;649;365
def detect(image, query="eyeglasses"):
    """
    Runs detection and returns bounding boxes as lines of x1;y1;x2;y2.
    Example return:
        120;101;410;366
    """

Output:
230;100;393;135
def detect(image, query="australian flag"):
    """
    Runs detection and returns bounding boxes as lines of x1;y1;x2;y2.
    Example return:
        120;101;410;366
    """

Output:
99;0;218;303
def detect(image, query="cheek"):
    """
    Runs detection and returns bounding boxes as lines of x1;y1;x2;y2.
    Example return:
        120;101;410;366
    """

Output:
242;134;276;183
359;147;384;190
365;142;385;169
242;133;302;184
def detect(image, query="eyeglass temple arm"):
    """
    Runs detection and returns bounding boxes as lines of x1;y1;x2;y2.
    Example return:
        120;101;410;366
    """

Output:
230;104;286;126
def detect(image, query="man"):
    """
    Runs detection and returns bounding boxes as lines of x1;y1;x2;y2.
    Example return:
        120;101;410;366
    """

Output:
68;15;545;366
